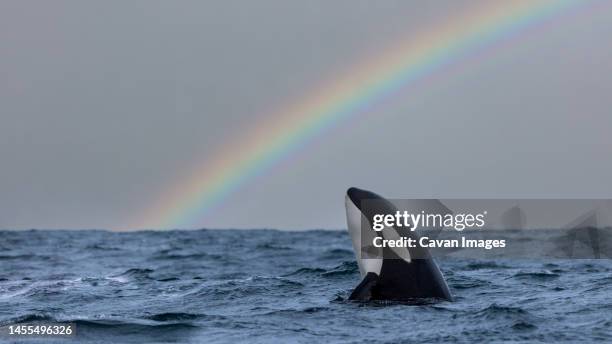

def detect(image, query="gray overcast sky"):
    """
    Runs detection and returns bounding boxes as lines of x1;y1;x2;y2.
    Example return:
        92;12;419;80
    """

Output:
1;1;611;230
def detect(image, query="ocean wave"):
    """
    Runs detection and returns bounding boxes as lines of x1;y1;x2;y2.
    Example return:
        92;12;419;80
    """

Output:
512;271;560;280
282;267;326;277
4;313;202;331
0;279;82;300
145;312;217;322
282;261;358;278
319;248;353;259
447;275;491;289
108;268;154;282
188;275;304;300
2;313;55;325
473;304;535;322
321;261;359;277
0;254;52;260
260;306;330;316
153;251;225;261
84;244;122;251
511;320;537;330
255;243;293;250
464;261;511;270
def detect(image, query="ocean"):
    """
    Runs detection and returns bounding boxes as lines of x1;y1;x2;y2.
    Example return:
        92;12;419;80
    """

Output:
0;229;610;343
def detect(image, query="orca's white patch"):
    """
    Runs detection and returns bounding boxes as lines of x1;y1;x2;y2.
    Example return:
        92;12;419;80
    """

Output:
345;195;382;277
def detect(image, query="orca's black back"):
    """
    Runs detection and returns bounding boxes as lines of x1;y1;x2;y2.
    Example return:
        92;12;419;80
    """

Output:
374;259;453;301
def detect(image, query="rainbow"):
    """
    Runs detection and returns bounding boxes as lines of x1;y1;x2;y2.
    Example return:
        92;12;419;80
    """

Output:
135;0;584;230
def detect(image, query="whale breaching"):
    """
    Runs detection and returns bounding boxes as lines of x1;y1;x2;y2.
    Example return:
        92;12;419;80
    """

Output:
345;187;453;302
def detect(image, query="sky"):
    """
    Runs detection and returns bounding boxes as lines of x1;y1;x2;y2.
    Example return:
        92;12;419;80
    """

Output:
1;0;612;230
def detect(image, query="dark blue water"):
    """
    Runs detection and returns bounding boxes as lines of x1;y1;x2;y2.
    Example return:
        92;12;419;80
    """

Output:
0;229;610;343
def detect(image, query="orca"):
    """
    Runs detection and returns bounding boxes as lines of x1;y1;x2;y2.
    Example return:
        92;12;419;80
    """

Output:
345;187;453;302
